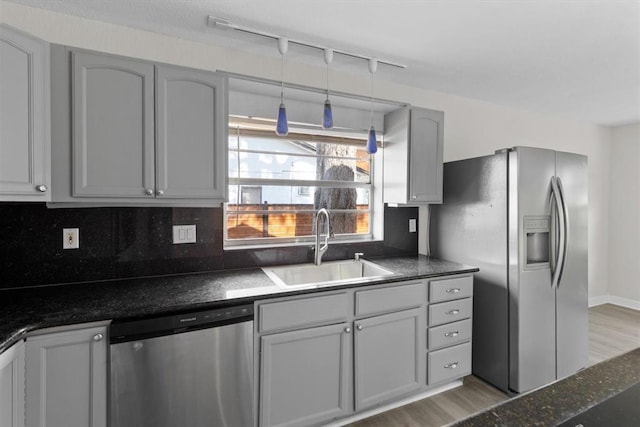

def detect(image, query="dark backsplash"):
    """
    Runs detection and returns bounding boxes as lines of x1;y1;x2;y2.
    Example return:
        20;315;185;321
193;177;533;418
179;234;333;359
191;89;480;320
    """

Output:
0;203;418;289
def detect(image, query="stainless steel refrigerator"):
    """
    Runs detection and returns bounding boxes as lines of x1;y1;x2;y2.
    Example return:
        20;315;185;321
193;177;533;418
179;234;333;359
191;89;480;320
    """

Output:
430;147;588;394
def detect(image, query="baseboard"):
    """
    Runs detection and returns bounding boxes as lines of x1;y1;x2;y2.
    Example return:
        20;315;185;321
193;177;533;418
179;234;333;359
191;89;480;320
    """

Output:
327;380;463;427
588;295;610;307
608;295;640;311
589;294;640;311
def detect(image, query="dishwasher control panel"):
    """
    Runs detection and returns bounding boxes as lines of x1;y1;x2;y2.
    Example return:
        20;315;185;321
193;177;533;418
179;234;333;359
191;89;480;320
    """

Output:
110;303;254;343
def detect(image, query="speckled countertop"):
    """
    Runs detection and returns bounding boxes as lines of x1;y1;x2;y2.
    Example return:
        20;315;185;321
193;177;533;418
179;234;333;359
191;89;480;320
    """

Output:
452;347;640;426
0;255;477;353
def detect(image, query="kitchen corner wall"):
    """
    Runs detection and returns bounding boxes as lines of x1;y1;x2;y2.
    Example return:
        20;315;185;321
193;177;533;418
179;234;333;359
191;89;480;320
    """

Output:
1;1;612;299
608;123;640;307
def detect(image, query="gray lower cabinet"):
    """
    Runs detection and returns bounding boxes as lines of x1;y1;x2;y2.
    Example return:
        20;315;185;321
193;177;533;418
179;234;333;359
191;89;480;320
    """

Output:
383;107;444;205
259;323;351;427
50;46;228;206
257;281;428;427
25;325;107;427
0;25;50;201
0;341;25;427
354;308;424;411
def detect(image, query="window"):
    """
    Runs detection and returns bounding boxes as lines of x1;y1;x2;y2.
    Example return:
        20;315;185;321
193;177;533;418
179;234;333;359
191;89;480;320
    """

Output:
225;119;378;246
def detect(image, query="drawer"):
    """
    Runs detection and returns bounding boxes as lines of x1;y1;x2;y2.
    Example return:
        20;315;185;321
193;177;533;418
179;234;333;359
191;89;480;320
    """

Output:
428;319;472;350
258;293;348;333
429;276;473;303
355;281;426;317
429;298;473;326
428;342;471;385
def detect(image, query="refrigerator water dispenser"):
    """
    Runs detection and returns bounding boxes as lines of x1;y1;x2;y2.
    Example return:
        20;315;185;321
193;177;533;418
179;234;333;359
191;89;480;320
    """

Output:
524;216;550;268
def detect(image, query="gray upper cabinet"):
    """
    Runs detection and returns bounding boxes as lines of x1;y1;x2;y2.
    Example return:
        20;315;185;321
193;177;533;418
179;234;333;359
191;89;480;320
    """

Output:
50;46;228;206
259;323;351;427
155;65;227;199
72;51;155;198
383;107;444;204
354;308;424;411
0;25;50;201
25;325;107;427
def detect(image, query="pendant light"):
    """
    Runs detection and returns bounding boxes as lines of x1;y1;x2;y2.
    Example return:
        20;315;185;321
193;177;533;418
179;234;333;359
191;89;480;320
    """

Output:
366;58;378;154
322;48;334;129
276;37;289;136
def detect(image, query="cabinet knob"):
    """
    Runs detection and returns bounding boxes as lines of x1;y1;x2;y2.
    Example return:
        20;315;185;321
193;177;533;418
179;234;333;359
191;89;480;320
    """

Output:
93;333;104;342
36;185;48;193
356;324;364;331
156;189;164;196
344;327;351;334
145;188;154;196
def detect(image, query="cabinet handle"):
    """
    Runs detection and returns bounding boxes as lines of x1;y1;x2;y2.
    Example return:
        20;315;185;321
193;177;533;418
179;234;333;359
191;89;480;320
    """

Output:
36;185;48;193
446;309;460;315
156;189;164;196
356;324;364;331
446;288;461;293
444;361;459;369
145;188;154;196
344;327;351;334
93;333;104;342
444;331;459;338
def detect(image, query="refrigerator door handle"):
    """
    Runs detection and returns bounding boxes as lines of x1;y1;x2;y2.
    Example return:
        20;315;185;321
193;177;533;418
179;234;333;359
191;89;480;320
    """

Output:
550;177;566;289
556;177;570;287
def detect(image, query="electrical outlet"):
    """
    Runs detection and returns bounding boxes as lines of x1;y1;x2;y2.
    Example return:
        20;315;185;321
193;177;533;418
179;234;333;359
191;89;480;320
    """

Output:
63;228;79;249
172;225;196;244
409;218;417;233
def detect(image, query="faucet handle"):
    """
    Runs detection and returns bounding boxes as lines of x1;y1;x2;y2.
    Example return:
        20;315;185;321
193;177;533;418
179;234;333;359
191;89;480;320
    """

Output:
354;252;364;261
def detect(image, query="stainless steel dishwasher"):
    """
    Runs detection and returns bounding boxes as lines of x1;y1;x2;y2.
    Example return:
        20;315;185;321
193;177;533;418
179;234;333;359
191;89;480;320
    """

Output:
109;303;254;427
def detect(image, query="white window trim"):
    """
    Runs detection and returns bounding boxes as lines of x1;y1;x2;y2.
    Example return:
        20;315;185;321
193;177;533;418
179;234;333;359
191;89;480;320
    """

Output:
224;128;384;249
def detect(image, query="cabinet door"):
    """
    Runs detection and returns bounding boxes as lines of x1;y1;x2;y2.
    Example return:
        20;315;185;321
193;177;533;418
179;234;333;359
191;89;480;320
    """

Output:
408;108;443;203
25;326;107;427
354;308;424;411
0;341;25;427
260;323;351;427
0;25;50;201
155;65;227;200
72;51;155;198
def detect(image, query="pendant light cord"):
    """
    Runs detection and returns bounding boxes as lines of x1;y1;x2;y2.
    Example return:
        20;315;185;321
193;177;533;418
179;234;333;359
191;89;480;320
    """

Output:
326;61;330;101
280;54;284;104
369;71;374;126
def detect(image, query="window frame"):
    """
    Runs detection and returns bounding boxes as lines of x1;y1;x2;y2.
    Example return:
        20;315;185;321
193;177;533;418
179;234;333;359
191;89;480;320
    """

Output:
224;122;383;249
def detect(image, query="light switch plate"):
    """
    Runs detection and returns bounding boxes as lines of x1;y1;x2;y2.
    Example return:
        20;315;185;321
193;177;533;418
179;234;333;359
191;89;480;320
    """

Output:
63;228;79;249
409;218;417;233
173;225;196;244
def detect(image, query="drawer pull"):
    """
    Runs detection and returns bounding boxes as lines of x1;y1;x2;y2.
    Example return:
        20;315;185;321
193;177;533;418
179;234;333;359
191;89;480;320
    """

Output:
444;331;459;338
446;309;460;315
444;361;459;369
446;288;461;293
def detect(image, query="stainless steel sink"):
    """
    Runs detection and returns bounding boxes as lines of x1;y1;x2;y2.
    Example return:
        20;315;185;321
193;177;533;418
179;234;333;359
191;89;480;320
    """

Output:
262;259;395;289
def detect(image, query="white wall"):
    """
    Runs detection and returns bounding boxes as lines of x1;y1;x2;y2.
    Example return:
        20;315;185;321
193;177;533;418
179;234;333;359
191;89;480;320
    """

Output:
608;123;640;306
0;1;612;299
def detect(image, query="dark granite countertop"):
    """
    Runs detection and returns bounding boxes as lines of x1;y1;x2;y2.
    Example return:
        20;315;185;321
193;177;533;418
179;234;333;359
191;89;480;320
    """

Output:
452;347;640;426
0;255;477;353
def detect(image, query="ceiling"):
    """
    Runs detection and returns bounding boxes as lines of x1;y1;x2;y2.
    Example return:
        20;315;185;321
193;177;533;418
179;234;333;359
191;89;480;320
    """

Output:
9;0;640;126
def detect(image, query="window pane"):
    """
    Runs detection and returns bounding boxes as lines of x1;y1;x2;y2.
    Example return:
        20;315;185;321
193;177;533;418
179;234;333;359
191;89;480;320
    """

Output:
226;210;370;240
229;137;370;183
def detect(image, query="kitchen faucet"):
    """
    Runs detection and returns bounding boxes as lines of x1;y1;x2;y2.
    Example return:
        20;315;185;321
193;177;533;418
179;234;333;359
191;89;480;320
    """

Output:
314;208;331;265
